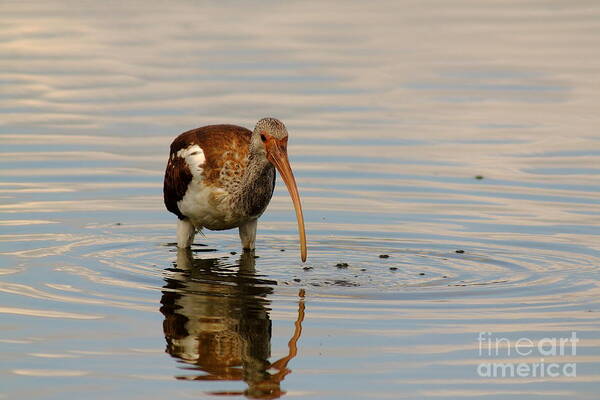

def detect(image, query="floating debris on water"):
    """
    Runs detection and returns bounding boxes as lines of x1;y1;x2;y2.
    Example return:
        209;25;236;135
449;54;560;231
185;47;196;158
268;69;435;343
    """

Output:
379;254;390;258
336;262;349;268
419;272;425;276
475;175;484;179
230;251;237;255
389;267;398;271
303;266;313;271
280;249;285;252
455;249;465;254
293;278;301;282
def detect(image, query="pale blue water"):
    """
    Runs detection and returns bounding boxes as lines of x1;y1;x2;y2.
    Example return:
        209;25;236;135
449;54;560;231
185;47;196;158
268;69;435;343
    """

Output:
1;1;599;399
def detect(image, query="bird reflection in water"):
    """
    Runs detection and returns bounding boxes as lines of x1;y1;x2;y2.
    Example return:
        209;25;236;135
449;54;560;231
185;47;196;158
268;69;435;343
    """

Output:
160;249;305;399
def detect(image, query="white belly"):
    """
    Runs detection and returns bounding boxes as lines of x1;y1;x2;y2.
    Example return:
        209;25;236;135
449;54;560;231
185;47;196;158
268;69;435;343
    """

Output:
177;179;243;231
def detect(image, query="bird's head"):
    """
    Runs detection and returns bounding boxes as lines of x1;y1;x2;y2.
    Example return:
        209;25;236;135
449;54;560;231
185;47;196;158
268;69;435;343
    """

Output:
253;118;307;262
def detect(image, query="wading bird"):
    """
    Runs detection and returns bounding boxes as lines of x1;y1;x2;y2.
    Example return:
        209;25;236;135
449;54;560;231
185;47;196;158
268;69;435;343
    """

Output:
163;118;307;261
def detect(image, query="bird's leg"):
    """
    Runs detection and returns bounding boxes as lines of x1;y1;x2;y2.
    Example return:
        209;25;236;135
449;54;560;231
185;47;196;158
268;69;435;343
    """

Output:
175;247;194;269
239;219;258;251
176;218;196;248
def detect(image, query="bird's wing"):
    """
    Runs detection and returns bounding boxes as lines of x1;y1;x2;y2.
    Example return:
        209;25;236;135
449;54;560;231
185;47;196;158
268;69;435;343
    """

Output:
163;137;193;219
163;125;252;219
191;125;252;188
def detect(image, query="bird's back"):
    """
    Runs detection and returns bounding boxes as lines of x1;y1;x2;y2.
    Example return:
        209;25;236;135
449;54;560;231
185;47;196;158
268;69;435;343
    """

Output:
163;124;252;220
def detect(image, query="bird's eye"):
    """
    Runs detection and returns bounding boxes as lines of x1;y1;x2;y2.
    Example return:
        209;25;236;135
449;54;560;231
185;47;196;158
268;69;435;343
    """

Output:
260;134;267;143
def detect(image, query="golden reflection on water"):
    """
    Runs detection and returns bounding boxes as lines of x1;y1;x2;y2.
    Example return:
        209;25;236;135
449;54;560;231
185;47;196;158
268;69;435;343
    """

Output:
160;250;305;399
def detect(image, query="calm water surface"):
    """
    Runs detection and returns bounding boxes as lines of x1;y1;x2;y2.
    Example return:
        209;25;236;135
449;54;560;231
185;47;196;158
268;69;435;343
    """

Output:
1;1;599;399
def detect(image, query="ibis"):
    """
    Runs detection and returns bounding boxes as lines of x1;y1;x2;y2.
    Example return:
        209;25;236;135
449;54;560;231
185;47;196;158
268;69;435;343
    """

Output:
163;118;307;261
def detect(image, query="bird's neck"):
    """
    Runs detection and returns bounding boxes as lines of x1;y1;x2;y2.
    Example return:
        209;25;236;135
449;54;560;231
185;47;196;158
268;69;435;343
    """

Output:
233;153;275;217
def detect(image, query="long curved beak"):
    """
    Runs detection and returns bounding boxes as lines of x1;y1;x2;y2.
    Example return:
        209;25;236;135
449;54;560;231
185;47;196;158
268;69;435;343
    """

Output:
266;137;307;262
